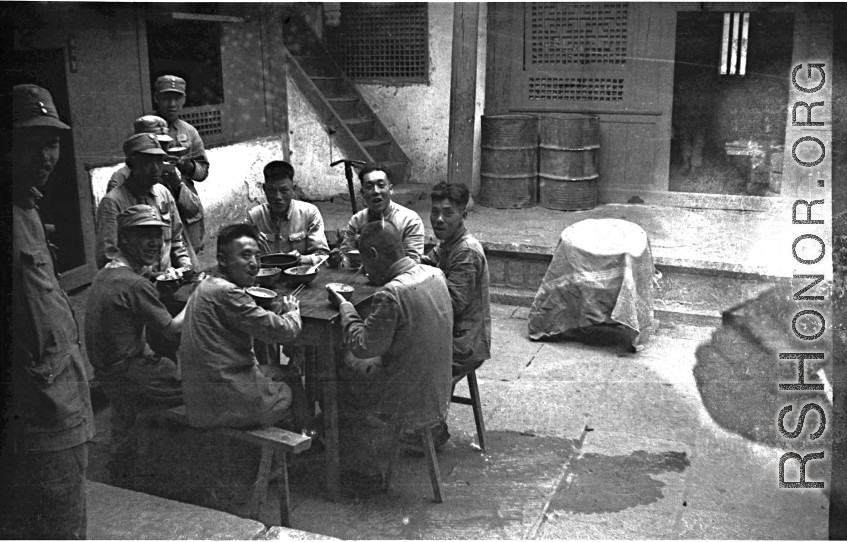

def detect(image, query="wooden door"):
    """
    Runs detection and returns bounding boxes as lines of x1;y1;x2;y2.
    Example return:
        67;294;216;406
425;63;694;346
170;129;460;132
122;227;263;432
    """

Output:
506;2;677;195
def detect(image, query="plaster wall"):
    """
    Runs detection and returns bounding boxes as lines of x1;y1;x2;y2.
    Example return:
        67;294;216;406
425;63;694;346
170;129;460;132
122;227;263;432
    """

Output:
286;4;488;197
89;136;285;247
286;75;348;200
355;2;453;186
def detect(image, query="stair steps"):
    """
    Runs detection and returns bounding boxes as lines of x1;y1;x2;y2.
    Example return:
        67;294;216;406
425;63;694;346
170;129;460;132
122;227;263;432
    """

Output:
281;11;411;183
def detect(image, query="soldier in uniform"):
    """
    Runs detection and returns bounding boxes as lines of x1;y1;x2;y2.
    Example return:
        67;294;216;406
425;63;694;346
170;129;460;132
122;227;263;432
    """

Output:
108;115;201;270
2;84;95;539
153;75;210;256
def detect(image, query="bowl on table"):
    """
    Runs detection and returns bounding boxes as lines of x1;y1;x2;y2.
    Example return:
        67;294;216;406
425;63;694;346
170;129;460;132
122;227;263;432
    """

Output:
326;282;354;303
246;286;278;309
346;250;362;267
255;267;281;287
260;252;301;271
283;265;319;286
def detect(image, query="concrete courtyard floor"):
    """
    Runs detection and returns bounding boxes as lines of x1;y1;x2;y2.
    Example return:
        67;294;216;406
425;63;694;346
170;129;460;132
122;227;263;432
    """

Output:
87;303;829;539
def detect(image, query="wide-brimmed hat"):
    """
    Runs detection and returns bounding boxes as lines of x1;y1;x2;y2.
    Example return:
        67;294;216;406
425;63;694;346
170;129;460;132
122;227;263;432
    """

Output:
117;204;168;231
133;115;174;144
13;84;70;130
155;75;186;96
123;133;168;158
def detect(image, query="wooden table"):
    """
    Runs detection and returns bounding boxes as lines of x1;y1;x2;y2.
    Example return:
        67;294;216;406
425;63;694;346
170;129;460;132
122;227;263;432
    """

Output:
270;266;380;501
168;266;379;501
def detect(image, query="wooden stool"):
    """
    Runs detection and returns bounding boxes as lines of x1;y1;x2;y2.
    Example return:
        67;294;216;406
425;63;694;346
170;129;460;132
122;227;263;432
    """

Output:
158;406;312;527
382;420;444;503
451;367;487;452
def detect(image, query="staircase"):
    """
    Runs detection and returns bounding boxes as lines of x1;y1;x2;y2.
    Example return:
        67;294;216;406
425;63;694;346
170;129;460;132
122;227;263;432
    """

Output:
282;12;411;183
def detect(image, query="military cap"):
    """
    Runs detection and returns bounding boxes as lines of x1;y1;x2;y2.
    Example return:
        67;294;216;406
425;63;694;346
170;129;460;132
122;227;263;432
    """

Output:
133;115;174;143
155;75;186;96
123;133;168;158
13;84;70;130
117;204;168;232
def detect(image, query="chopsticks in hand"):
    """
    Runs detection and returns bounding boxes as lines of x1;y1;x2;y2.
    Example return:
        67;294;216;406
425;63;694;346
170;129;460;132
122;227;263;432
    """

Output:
291;284;306;298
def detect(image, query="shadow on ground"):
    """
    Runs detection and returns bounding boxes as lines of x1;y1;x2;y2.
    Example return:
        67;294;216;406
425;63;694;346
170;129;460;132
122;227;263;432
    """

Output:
89;423;577;540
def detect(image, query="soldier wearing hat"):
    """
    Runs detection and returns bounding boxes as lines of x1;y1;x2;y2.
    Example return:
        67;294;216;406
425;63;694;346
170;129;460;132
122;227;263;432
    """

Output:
85;204;186;478
154;75;210;256
95;132;192;275
107;115;202;270
106;115;174;193
4;84;94;539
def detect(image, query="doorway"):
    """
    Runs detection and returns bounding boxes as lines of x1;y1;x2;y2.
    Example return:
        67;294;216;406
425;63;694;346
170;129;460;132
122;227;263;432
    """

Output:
668;11;794;197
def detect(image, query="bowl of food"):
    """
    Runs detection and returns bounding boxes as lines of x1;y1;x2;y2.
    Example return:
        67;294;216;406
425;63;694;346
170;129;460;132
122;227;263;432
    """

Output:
326;282;354;302
346;250;362;267
255;267;281;287
260;252;301;271
283;265;319;285
246;286;278;309
156;267;183;282
167;146;189;158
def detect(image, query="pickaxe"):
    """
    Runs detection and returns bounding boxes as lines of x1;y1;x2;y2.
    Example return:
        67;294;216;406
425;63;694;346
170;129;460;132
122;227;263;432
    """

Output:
331;158;366;214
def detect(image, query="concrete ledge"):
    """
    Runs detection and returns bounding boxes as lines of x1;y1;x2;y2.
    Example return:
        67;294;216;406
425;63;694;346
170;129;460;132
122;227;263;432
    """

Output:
260;526;340;540
86;481;297;540
481;240;788;281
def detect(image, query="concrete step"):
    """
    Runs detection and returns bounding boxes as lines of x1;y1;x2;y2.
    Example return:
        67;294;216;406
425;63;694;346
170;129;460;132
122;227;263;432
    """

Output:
484;242;780;318
86;481;335;540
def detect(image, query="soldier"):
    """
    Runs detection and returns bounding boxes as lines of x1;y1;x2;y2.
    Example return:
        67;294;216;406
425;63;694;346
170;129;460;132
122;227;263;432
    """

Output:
108;115;201;270
3;84;95;539
95;133;192;275
153;75;210;256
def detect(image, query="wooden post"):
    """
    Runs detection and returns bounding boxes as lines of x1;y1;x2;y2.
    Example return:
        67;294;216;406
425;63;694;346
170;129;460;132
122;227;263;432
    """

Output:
446;3;480;188
262;4;290;161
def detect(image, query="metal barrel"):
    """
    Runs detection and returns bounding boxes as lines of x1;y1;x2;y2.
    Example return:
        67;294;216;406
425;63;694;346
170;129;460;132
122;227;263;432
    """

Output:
538;115;600;211
479;114;538;209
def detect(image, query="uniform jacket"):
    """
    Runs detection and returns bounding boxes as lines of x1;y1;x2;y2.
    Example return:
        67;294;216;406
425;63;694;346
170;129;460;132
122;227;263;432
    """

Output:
84;255;180;373
95;173;191;272
340;202;425;263
178;273;302;428
426;226;492;366
246;200;330;265
339;258;453;427
169;118;209;250
11;199;94;453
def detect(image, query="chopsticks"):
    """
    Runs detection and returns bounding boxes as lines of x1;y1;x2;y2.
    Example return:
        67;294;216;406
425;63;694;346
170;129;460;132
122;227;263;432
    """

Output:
291;284;306;297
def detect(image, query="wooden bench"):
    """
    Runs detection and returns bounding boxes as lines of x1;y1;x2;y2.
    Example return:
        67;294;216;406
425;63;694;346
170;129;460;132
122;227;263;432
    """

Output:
158;406;312;528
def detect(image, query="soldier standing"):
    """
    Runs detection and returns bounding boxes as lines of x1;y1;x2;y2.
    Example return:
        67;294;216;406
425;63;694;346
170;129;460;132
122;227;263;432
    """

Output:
2;84;95;539
153;75;210;256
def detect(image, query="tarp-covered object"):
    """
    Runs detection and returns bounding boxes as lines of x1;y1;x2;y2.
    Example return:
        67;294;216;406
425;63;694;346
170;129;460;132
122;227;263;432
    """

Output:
528;219;655;347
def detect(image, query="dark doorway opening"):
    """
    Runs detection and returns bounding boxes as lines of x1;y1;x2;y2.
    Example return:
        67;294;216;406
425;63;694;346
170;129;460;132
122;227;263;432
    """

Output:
669;12;794;197
8;49;86;274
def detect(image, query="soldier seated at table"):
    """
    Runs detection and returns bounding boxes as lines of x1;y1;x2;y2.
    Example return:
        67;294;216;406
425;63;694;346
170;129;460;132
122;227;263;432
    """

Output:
326;221;453;485
246;160;330;264
84;205;186;480
178;223;312;431
328;162;425;268
246;160;330;366
420;182;491;449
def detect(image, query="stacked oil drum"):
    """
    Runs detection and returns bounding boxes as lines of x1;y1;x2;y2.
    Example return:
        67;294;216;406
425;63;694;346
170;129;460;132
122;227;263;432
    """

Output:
480;114;600;210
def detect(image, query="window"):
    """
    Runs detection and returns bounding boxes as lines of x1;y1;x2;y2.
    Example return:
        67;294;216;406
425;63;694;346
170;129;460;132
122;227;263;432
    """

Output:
521;2;630;105
326;3;429;84
147;16;224;109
